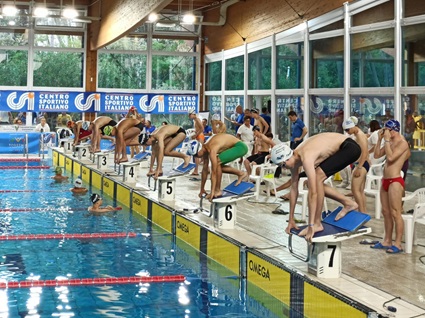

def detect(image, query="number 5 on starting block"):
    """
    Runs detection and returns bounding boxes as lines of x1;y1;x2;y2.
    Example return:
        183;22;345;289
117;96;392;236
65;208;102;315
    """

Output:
158;176;176;201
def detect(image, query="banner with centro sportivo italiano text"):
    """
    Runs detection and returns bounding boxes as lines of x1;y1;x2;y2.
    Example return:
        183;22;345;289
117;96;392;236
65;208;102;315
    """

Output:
0;91;198;114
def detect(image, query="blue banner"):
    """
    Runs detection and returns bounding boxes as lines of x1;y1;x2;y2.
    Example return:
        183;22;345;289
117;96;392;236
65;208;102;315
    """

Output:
0;91;198;114
0;132;40;154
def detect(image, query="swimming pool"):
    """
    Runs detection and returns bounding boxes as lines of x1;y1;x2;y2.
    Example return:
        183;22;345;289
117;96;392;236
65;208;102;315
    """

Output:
0;164;285;318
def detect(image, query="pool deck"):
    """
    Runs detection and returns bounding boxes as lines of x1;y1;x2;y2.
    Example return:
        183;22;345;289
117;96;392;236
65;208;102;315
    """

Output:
68;152;425;318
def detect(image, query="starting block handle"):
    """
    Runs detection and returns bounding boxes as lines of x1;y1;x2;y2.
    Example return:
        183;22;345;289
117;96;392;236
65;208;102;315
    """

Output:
288;234;313;262
199;194;212;216
147;175;157;191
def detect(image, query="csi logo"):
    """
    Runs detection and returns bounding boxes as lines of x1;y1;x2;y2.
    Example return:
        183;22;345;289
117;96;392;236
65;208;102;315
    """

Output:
103;181;110;188
133;198;141;206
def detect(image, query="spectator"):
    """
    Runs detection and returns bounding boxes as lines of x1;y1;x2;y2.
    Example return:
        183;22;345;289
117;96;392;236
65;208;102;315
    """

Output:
236;116;254;158
288;110;307;149
250;109;269;134
229;105;244;134
188;108;205;175
404;110;416;148
202;118;212;136
260;106;272;129
57;112;72;128
243;126;275;177
35;117;55;144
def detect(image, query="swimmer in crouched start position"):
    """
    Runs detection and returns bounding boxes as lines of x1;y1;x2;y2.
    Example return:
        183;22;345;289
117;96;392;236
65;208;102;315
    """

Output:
88;193;122;213
271;133;361;242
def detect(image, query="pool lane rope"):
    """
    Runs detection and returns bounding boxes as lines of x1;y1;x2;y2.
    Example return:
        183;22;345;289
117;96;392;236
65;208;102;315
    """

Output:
0;166;50;169
0;232;142;241
0;275;186;289
0;190;62;193
0;207;89;213
0;158;41;162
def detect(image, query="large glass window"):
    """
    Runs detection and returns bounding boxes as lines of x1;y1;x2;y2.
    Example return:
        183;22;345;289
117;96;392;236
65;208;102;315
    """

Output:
152;39;195;52
205;61;222;91
276;95;304;142
98;53;147;89
104;36;147;51
351;30;394;87
34;33;83;48
311;36;344;88
224;95;244;134
248;47;271;90
151;55;196;90
402;23;425;87
276;42;304;89
350;95;394;129
33;51;84;87
309;95;344;135
0;50;28;86
206;95;222;117
0;30;27;46
225;56;244;90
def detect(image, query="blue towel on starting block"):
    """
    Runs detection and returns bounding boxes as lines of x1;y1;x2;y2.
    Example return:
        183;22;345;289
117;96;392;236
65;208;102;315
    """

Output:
133;151;149;161
222;181;254;195
323;207;371;232
174;162;196;173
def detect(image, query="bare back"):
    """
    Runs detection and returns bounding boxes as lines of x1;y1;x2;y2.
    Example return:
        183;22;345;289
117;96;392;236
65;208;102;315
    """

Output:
204;134;240;154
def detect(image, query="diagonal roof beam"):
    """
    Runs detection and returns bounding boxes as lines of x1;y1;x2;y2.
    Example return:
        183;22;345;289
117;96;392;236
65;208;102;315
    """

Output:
89;0;173;50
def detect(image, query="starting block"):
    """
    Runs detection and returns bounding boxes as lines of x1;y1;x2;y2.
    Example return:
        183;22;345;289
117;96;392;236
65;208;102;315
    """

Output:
289;207;371;278
63;139;73;154
121;161;139;183
155;163;196;201
95;152;110;171
211;181;255;230
75;144;90;160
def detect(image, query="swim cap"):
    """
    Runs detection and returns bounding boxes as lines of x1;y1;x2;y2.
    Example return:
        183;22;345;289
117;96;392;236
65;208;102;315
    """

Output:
103;125;113;136
349;116;359;125
252;125;261;132
74;178;83;188
139;133;150;145
67;120;74;128
342;118;355;130
188;107;196;115
384;119;400;132
271;144;293;164
90;193;101;204
211;113;220;121
54;167;62;174
250;109;259;114
187;140;202;156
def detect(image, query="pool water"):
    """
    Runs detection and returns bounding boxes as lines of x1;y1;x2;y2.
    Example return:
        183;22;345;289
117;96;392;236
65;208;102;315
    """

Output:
0;166;277;318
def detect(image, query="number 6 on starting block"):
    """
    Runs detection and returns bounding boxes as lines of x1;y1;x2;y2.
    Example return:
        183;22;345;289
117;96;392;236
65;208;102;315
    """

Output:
212;202;236;229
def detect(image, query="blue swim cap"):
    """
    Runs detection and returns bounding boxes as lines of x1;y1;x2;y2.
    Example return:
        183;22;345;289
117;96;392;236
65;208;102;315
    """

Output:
384;119;400;132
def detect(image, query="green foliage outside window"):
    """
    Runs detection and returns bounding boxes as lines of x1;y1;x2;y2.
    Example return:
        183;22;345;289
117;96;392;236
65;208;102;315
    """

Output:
225;56;244;90
0;50;28;86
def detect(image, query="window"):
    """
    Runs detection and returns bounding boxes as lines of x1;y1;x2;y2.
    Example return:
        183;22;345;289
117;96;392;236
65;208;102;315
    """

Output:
248;47;271;90
225;56;244;90
205;61;222;91
276;43;304;89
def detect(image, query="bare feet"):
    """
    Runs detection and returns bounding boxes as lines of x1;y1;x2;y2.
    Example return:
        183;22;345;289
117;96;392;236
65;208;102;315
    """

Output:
147;171;155;177
335;203;358;221
235;172;248;186
298;223;324;242
118;158;129;163
183;155;191;168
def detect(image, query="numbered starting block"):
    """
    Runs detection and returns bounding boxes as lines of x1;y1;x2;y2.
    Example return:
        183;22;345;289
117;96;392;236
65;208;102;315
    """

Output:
121;161;139;184
63;139;73;154
95;152;111;171
289;207;371;278
210;181;255;230
75;144;90;160
155;163;196;201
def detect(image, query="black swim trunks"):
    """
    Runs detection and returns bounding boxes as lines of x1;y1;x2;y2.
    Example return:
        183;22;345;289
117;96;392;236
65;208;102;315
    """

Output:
300;138;361;178
170;127;186;138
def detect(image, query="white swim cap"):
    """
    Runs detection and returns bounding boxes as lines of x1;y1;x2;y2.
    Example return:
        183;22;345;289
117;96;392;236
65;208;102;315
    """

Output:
188;107;196;115
74;178;83;188
211;113;221;121
271;144;293;164
342;118;356;130
349;116;359;125
187;140;202;156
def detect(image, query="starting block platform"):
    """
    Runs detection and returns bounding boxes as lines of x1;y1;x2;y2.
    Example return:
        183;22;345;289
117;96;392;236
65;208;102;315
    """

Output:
153;163;196;201
209;181;255;230
289;207;372;278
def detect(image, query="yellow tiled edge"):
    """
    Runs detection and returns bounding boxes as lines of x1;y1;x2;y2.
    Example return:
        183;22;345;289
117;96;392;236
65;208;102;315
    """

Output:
151;203;172;233
73;161;81;176
132;192;148;218
58;153;64;168
176;215;200;250
103;176;115;198
91;170;102;191
81;165;90;184
65;157;72;173
207;231;239;275
304;282;367;318
116;183;131;208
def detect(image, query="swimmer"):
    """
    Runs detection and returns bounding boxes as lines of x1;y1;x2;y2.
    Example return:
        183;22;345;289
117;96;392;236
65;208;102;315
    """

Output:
51;167;69;182
88;193;122;213
91;116;117;153
372;119;410;253
70;178;88;194
192;133;248;201
271;133;361;242
140;124;191;179
67;120;93;147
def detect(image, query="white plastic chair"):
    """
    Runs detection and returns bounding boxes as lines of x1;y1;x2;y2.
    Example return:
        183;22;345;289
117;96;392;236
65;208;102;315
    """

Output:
56;128;73;148
364;160;386;219
402;188;425;254
248;162;278;201
299;176;332;221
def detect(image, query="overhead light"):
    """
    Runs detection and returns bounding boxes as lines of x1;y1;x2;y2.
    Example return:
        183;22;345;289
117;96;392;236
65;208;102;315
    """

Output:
3;5;18;16
62;7;78;19
34;6;49;17
148;13;158;22
182;13;195;24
